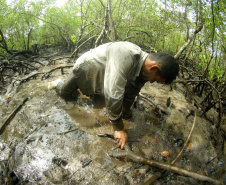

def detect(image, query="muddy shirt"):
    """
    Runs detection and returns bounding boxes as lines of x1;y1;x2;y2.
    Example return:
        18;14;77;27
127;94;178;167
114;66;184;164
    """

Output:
73;41;148;130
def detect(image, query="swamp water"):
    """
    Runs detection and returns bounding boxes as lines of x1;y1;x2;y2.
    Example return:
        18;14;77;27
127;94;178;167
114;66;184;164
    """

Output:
0;65;225;184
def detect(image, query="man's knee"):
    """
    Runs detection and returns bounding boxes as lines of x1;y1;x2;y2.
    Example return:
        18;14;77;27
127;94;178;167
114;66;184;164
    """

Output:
56;81;65;97
56;82;79;101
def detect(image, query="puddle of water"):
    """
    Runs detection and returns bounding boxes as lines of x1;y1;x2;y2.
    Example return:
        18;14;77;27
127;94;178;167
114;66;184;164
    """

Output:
63;95;111;131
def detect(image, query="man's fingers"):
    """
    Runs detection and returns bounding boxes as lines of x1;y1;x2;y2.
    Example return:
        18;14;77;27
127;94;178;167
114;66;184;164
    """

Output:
117;138;126;149
120;140;125;149
114;130;128;149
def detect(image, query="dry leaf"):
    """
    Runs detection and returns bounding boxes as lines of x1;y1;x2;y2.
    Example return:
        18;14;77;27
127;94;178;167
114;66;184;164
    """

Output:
120;156;126;161
160;151;170;157
152;108;159;114
204;168;208;176
101;175;105;181
188;143;192;150
153;138;157;144
134;172;141;176
220;178;224;185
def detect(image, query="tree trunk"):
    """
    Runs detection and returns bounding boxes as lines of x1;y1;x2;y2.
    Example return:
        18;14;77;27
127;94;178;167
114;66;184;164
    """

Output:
108;0;117;41
174;0;204;59
0;28;13;55
27;28;33;50
95;0;109;47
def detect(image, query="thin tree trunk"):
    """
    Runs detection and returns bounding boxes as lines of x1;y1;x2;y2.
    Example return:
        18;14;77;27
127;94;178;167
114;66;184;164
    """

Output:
27;28;32;50
108;0;117;41
95;0;109;47
174;0;204;59
0;28;13;55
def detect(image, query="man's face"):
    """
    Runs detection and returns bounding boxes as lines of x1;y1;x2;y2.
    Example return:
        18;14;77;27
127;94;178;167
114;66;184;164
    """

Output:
146;71;166;84
154;75;166;84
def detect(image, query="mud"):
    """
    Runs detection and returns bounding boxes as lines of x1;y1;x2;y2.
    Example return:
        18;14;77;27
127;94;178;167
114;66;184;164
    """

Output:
0;55;225;185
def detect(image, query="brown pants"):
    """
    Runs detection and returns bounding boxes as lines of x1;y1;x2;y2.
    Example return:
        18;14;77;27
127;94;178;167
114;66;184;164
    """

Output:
56;71;79;100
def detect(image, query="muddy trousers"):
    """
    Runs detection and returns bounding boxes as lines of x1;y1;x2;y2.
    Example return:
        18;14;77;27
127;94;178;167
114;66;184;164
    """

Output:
56;71;79;100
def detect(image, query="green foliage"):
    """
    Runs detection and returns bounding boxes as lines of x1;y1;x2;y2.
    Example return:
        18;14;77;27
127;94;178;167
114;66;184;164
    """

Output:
209;65;225;82
1;0;225;83
71;34;77;43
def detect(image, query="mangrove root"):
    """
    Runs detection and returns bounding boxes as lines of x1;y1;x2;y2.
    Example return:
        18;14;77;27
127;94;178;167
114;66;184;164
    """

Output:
0;98;28;135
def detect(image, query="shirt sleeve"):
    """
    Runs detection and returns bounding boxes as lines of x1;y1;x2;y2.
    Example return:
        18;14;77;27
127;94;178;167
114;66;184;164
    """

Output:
123;77;147;118
104;42;142;131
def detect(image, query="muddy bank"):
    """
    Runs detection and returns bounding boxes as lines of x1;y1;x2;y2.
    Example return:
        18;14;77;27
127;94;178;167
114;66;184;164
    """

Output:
0;55;225;184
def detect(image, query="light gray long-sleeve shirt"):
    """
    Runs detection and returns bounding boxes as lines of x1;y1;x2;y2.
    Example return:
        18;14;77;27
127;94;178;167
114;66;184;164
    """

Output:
72;41;148;130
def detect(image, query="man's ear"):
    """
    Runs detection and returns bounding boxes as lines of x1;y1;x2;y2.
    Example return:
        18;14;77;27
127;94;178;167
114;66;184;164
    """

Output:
149;64;160;72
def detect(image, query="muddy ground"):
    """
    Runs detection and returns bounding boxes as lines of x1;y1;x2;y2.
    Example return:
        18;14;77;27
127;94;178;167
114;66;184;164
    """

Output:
0;48;225;185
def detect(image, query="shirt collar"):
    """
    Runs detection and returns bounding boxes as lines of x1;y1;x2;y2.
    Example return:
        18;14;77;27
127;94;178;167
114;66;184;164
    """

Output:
135;51;148;78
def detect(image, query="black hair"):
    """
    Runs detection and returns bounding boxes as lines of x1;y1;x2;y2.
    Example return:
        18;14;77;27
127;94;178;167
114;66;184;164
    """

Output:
149;52;179;84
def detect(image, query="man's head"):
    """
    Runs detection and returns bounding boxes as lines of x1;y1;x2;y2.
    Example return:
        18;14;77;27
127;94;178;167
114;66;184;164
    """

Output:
142;52;179;84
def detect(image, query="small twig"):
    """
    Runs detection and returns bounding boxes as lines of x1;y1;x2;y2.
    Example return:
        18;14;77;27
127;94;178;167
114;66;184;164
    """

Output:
97;133;114;139
57;128;78;135
24;123;48;141
139;93;169;115
172;110;197;164
97;133;139;143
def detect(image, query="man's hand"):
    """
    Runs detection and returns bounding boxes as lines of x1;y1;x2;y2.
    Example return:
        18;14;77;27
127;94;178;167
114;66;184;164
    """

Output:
114;130;128;149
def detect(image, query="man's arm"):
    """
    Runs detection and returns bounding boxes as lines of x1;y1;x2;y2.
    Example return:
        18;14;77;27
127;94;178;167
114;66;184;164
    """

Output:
123;77;147;118
112;78;146;149
105;95;128;149
104;42;142;149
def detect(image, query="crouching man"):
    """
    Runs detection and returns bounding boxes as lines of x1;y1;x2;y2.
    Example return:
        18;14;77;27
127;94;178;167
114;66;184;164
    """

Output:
54;41;179;149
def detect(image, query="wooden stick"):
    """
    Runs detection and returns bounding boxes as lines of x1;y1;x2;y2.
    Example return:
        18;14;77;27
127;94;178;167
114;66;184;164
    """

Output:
0;98;28;135
171;111;197;164
109;144;221;185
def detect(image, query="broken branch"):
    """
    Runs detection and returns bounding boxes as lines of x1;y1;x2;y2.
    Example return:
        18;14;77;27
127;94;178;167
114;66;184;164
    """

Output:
109;143;220;185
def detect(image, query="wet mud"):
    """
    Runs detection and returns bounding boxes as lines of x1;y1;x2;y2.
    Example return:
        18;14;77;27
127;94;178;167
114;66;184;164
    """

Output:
0;57;225;185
